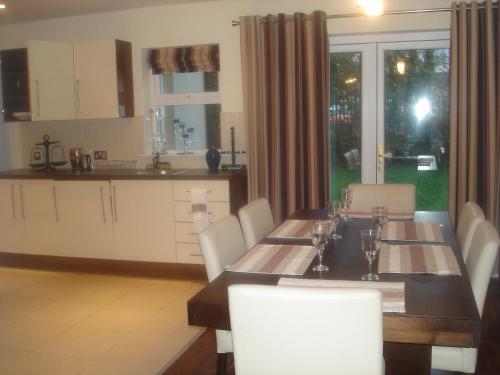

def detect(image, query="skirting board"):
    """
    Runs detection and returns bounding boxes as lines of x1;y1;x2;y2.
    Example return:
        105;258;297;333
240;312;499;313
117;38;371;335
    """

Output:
0;252;207;281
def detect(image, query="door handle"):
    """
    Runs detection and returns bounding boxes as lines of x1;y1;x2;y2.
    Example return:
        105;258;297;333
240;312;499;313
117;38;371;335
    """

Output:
377;145;393;172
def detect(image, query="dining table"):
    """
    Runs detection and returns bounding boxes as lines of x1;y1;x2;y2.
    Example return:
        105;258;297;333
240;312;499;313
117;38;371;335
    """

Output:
187;210;480;375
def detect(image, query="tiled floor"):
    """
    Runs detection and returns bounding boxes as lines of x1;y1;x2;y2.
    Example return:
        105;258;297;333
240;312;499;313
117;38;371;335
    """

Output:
0;267;206;374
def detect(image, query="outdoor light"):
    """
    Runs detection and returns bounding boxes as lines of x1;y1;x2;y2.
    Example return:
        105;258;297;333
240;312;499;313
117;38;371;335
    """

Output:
356;0;384;16
396;60;406;75
345;77;358;85
415;97;431;122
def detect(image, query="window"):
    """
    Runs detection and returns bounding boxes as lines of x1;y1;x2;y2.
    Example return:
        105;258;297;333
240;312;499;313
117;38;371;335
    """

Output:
148;45;221;154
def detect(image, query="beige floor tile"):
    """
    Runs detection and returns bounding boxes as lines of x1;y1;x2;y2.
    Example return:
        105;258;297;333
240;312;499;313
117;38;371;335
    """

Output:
0;318;70;350
136;309;201;337
81;361;162;375
0;350;92;375
37;325;129;359
61;284;131;305
0;294;54;318
0;269;56;294
17;278;84;300
26;300;105;325
78;306;158;331
108;289;178;310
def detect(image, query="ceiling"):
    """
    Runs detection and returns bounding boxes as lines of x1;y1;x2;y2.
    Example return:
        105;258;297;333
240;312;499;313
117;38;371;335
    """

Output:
0;0;215;25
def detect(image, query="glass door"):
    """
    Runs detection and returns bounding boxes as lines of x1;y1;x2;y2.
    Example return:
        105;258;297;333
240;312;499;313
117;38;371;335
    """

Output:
330;33;450;210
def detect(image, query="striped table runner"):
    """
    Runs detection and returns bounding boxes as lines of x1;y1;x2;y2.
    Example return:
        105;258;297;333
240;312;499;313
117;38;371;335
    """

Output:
382;221;444;242
227;244;316;275
267;220;316;239
278;278;406;313
378;244;461;275
347;210;414;220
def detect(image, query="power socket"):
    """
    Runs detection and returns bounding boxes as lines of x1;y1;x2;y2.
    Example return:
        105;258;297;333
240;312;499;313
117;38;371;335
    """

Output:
94;150;108;160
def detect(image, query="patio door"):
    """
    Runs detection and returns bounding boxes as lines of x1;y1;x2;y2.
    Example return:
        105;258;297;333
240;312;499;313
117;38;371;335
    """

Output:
330;32;450;211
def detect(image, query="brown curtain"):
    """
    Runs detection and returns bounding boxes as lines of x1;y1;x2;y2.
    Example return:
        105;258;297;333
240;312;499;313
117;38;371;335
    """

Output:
240;11;330;223
449;0;500;228
149;44;219;74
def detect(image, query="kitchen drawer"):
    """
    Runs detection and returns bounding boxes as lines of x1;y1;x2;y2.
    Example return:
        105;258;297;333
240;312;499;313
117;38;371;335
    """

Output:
176;243;204;264
174;201;230;223
174;180;229;202
175;222;199;244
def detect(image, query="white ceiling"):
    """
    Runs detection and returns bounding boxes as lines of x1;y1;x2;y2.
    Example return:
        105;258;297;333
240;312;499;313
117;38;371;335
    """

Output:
0;0;215;25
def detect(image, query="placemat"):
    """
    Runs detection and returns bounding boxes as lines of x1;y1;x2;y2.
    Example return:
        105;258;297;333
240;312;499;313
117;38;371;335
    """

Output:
347;210;414;220
267;220;316;239
378;244;461;275
278;278;406;313
227;244;316;275
382;221;444;242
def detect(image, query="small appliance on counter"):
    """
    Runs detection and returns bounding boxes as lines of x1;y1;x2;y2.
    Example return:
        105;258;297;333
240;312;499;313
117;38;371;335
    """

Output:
30;134;67;171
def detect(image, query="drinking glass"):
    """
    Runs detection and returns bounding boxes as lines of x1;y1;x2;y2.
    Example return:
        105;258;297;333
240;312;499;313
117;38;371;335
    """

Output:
311;221;330;272
326;201;342;240
340;188;353;222
360;229;380;281
372;206;389;236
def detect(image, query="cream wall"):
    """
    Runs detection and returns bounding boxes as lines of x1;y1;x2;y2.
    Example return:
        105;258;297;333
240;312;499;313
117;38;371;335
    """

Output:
0;0;452;170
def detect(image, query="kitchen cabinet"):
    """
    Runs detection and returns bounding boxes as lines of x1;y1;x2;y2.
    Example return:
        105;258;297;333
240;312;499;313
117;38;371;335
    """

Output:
0;49;30;122
55;181;113;259
111;180;176;262
73;40;134;119
27;41;76;121
0;180;22;252
18;180;58;255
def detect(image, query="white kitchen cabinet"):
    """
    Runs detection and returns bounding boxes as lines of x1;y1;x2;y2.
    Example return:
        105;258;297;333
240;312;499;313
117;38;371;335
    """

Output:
27;41;76;121
55;181;113;259
18;180;58;255
0;180;21;253
111;180;176;262
73;40;134;119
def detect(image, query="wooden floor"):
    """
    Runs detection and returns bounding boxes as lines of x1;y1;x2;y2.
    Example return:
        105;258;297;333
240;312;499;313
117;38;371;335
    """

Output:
165;278;500;375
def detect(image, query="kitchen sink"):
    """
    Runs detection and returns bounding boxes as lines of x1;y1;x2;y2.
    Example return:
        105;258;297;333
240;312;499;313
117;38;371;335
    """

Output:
134;169;188;176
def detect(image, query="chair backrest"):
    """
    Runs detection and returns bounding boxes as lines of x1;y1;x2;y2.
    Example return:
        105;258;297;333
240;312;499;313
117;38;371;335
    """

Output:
228;284;384;375
198;215;247;282
348;183;415;215
466;220;500;316
457;202;485;261
238;198;274;249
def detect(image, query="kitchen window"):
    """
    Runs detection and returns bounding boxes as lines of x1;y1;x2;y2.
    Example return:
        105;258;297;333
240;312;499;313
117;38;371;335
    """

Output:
148;44;221;154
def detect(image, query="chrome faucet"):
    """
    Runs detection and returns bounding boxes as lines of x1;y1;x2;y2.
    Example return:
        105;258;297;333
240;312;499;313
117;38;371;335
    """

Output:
153;152;160;171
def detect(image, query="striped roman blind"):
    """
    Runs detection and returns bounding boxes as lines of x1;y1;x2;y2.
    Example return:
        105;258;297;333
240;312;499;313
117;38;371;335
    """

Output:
148;44;220;74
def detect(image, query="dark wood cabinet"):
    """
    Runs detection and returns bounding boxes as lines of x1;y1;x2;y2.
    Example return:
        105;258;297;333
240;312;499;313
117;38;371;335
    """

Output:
0;48;30;122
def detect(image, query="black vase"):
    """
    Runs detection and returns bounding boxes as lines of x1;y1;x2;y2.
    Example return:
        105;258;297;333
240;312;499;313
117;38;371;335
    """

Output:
205;147;221;172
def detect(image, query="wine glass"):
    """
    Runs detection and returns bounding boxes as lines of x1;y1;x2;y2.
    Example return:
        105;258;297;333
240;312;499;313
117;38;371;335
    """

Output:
340;188;353;222
372;206;389;237
311;221;330;272
326;201;342;240
360;229;380;281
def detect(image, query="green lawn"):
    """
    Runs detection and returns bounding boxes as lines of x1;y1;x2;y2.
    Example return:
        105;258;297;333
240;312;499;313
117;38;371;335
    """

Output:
330;164;449;211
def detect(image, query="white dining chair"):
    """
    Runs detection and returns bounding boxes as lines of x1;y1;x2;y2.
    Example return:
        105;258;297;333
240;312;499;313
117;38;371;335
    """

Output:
228;284;384;375
198;215;247;375
432;220;500;373
238;198;274;248
456;201;485;261
348;183;415;216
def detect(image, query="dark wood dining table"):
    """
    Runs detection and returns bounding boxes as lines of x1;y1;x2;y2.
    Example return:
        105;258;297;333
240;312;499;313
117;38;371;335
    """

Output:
187;210;480;375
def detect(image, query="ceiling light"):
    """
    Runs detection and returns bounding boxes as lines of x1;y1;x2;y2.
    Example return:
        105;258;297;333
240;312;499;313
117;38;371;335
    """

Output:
0;4;6;9
356;0;384;16
396;61;406;75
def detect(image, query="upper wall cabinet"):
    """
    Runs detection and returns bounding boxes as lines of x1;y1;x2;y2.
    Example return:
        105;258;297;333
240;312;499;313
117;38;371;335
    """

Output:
74;40;134;119
0;49;30;122
28;41;77;121
23;39;134;122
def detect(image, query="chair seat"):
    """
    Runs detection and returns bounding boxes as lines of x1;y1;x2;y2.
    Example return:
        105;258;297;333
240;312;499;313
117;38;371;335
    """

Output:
431;346;477;373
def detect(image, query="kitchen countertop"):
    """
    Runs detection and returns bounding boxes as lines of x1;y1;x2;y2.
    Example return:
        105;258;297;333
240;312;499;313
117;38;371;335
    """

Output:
0;168;246;181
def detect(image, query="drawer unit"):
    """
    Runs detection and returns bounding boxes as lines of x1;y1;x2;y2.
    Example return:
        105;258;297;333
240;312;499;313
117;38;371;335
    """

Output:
176;222;199;244
174;201;230;223
173;180;229;202
176;243;204;264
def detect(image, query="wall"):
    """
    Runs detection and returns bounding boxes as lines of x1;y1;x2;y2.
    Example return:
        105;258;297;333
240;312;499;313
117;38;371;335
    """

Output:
0;0;453;170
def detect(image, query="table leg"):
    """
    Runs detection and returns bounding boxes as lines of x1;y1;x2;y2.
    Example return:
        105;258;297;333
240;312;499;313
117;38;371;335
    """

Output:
384;343;431;375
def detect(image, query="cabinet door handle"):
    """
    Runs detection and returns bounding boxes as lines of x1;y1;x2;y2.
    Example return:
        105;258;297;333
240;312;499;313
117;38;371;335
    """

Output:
19;185;25;219
52;186;60;222
112;186;118;223
186;190;212;193
76;79;81;116
100;186;107;223
10;185;16;219
187;211;213;215
35;79;41;117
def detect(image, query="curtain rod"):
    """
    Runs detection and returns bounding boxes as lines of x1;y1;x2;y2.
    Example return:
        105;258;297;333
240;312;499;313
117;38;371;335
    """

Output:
231;4;499;27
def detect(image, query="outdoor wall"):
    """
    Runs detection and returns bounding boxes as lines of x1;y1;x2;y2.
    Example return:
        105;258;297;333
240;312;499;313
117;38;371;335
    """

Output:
0;0;453;169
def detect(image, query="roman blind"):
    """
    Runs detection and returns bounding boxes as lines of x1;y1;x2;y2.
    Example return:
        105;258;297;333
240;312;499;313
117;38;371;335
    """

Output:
148;44;220;74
